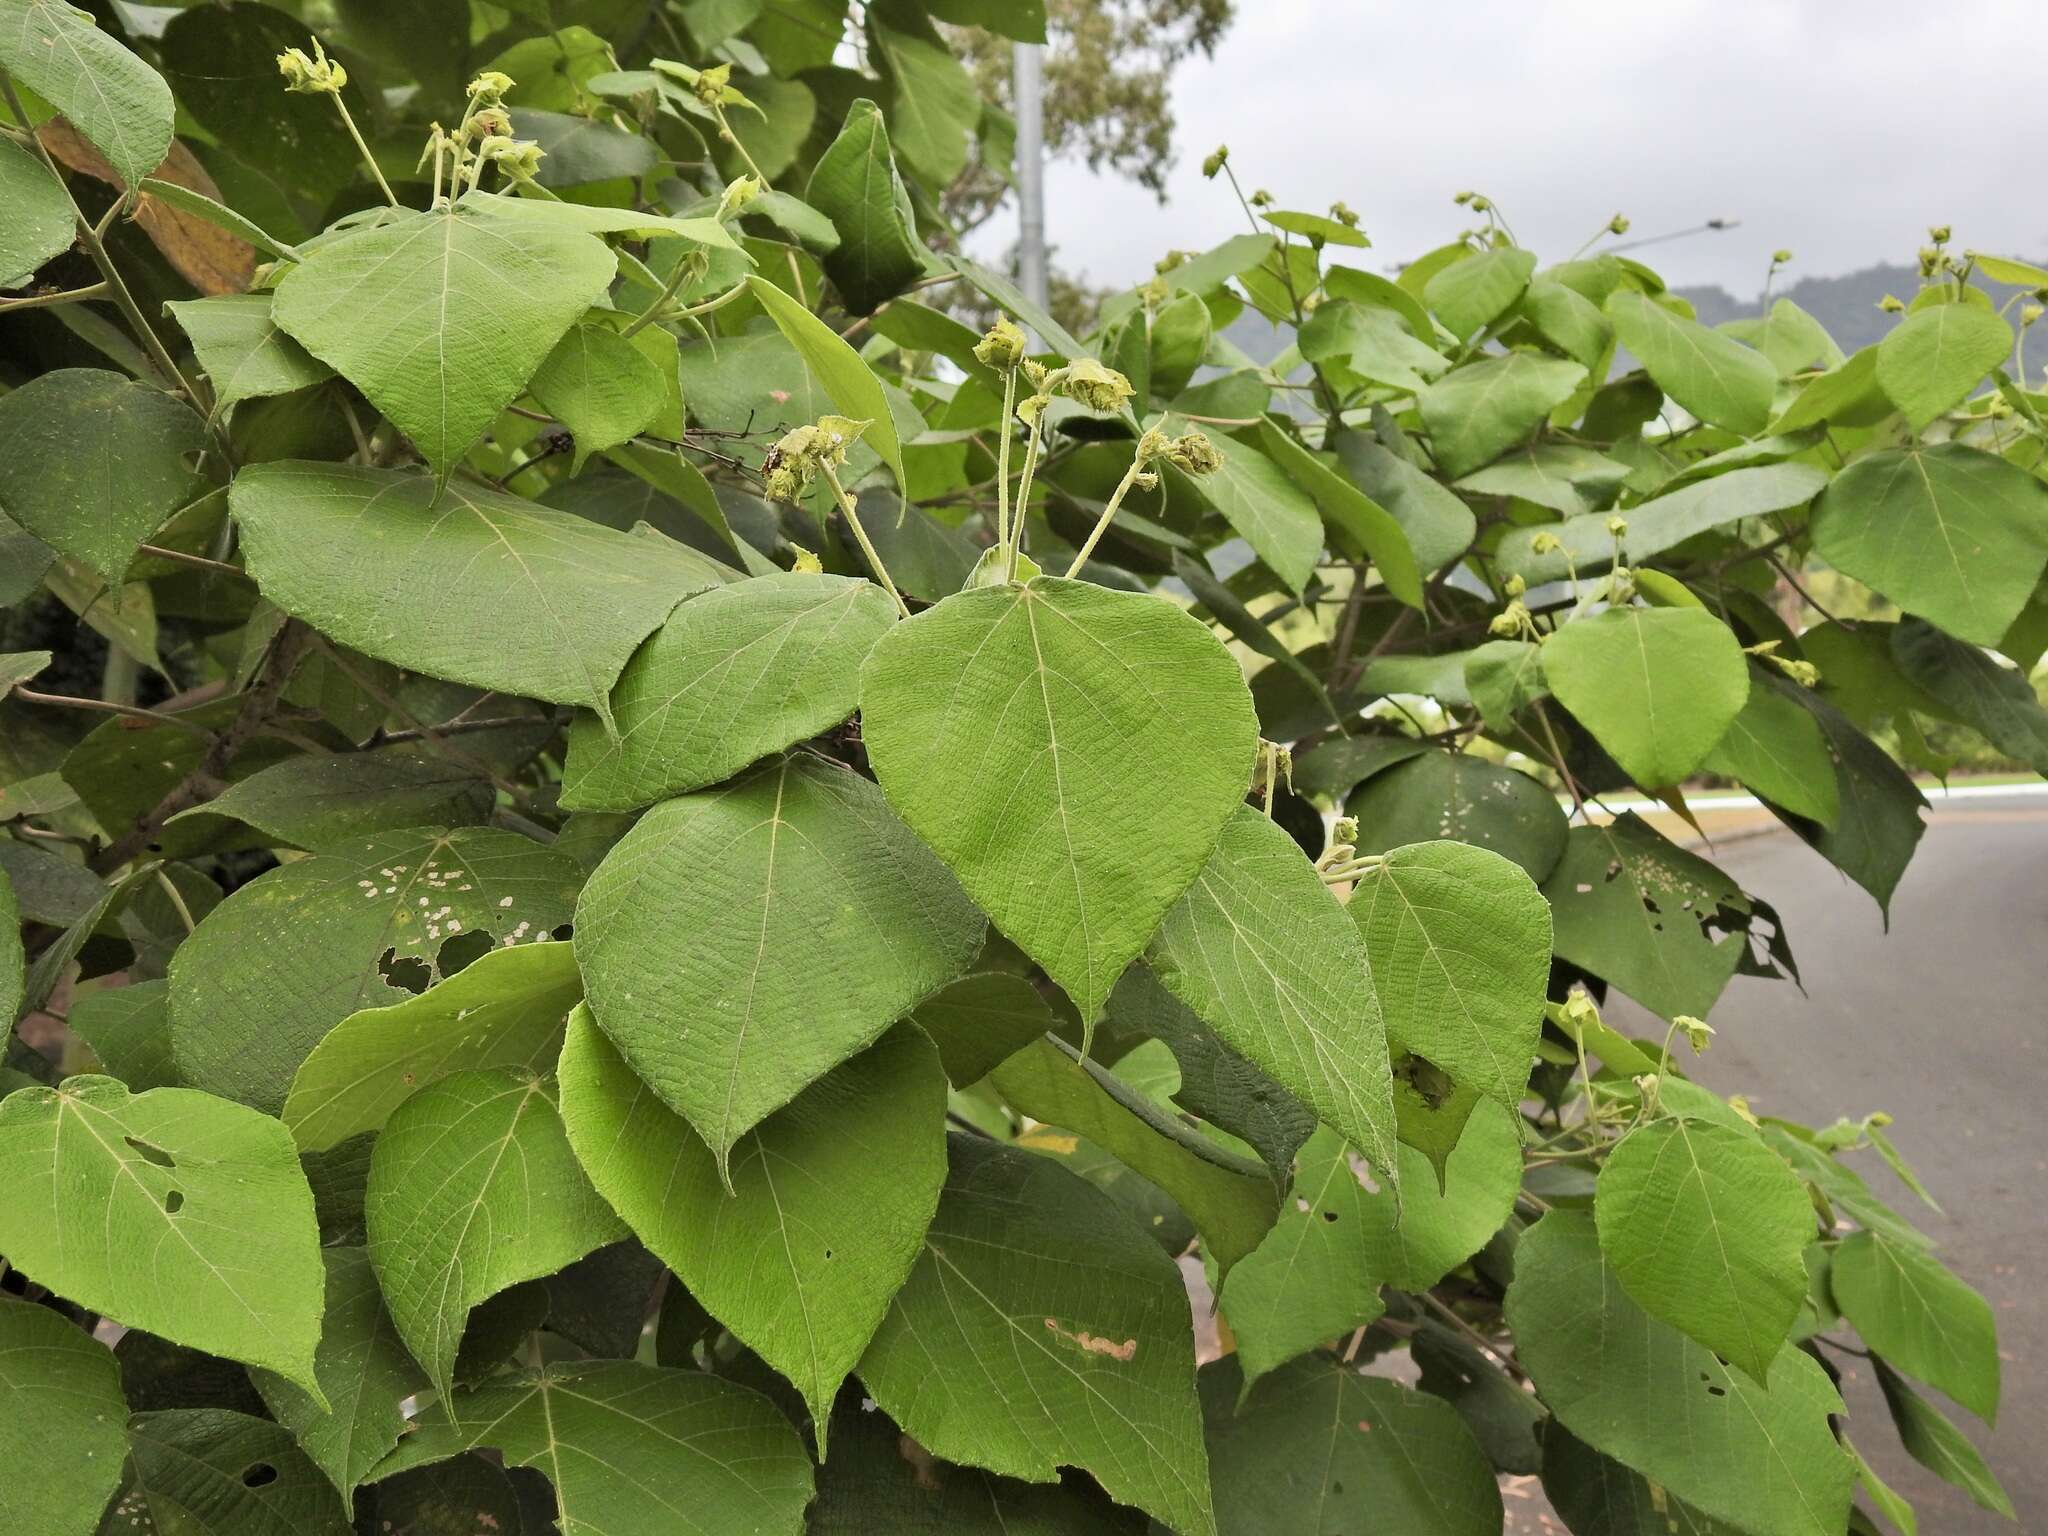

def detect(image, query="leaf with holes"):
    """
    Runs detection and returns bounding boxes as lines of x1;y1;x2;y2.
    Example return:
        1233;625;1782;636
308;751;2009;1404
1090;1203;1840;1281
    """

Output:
1346;750;1568;882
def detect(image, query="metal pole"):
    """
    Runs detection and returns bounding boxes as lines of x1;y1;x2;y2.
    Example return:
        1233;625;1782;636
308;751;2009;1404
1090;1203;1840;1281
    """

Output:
1013;40;1048;312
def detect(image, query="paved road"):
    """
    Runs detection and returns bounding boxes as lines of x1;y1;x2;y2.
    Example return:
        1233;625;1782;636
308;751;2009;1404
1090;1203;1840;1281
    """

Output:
1602;793;2048;1533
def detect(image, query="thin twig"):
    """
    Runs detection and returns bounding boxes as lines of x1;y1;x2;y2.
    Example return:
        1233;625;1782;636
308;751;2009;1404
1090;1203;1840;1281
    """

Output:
12;686;216;737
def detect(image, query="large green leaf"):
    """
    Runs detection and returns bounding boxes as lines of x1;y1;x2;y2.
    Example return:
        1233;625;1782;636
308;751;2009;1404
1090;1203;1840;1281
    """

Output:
1258;418;1423;606
990;1034;1278;1277
561;572;897;811
231;461;728;727
1890;616;2048;772
0;368;203;585
0;0;172;187
1700;673;1840;826
1507;1211;1854;1536
1779;687;1928;915
1608;290;1776;435
364;1068;625;1399
185;749;493;850
1145;805;1398;1179
1875;302;2011;428
0;135;78;288
558;1010;945;1448
1544;606;1750;787
528;318;666;472
574;753;982;1174
271;203;616;475
169;826;581;1114
747;274;908;494
284;940;581;1153
1808;443;2048;646
166;294;333;409
127;1409;350;1534
1345;750;1568;882
1201;1355;1504;1536
1423;245;1536;340
1540;1427;1736;1536
1168;427;1323;593
1217;1107;1520;1390
857;1135;1216;1536
1454;441;1631;516
1348;839;1550;1108
370;1360;816;1535
1833;1229;2000;1424
1541;815;1751;1021
1419;352;1586;479
910;970;1058;1086
250;1247;426;1513
0;1076;324;1393
1594;1116;1814;1384
1331;433;1476;573
860;578;1257;1026
869;12;979;185
1874;1361;2014;1517
0;1298;128;1536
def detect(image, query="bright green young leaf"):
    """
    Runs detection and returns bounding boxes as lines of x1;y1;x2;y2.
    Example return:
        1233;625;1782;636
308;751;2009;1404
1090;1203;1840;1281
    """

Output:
860;578;1257;1027
1146;805;1399;1179
184;749;493;849
365;1068;625;1399
1544;605;1750;787
370;1360;816;1535
1595;1116;1815;1383
858;1135;1216;1536
1701;674;1841;826
1424;245;1536;341
0;1297;129;1536
0;368;203;585
909;971;1057;1086
1165;425;1323;594
231;461;729;728
1346;750;1568;882
0;0;173;188
1202;1354;1504;1536
574;753;983;1173
529;319;666;472
747;273;908;494
169;826;579;1113
561;572;897;811
1331;433;1477;573
0;1076;324;1394
558;1010;945;1449
1349;839;1551;1108
166;294;333;409
1809;442;2048;646
1419;351;1586;479
0;136;75;288
1875;301;2011;428
127;1409;350;1534
991;1034;1279;1277
272;202;617;476
1874;1361;2014;1518
1542;814;1752;1021
804;99;928;316
1608;290;1777;435
1507;1211;1854;1536
1258;418;1423;606
251;1247;427;1513
284;939;582;1153
1833;1229;2000;1424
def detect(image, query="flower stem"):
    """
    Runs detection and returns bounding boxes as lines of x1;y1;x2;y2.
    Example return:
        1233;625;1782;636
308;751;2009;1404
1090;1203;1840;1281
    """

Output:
821;464;910;618
330;95;399;207
1063;447;1147;579
994;367;1018;555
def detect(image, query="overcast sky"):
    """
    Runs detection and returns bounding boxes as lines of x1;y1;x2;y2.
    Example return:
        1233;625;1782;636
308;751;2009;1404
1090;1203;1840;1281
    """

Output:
990;0;2042;300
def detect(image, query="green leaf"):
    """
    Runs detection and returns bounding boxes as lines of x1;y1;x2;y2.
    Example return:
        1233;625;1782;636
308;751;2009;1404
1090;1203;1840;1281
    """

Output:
1507;1211;1855;1536
1262;208;1370;248
1454;442;1632;516
463;190;741;248
127;1409;350;1534
1424;246;1537;341
1497;463;1827;585
1258;419;1422;606
0;136;74;288
66;979;177;1089
1875;302;2011;428
231;461;729;729
1218;1108;1520;1390
1331;433;1476;573
1164;423;1323;594
1202;1354;1504;1536
0;863;17;1027
1541;814;1751;1021
1290;732;1428;802
0;0;172;188
284;940;581;1153
1809;443;2048;646
860;578;1257;1026
1419;351;1586;480
1608;290;1777;435
0;1298;128;1536
1519;279;1615;370
1874;1361;2014;1518
370;1360;816;1535
365;1068;625;1399
1770;345;1895;433
857;1135;1216;1536
1594;1116;1814;1384
138;176;299;262
869;14;979;185
909;971;1057;1085
747;273;908;495
169;825;582;1114
0;368;203;585
558;1010;945;1448
1544;606;1750;787
1833;1230;2000;1424
991;1034;1279;1277
1701;672;1841;826
166;294;332;409
184;750;493;850
1325;262;1437;340
1346;748;1568;882
1464;637;1551;731
574;753;983;1174
1539;1427;1737;1536
1349;840;1551;1109
0;1076;324;1394
804;99;928;315
1846;1435;1919;1536
1890;617;2048;772
272;203;616;476
1777;688;1928;915
250;1247;427;1514
561;572;898;811
529;319;666;472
